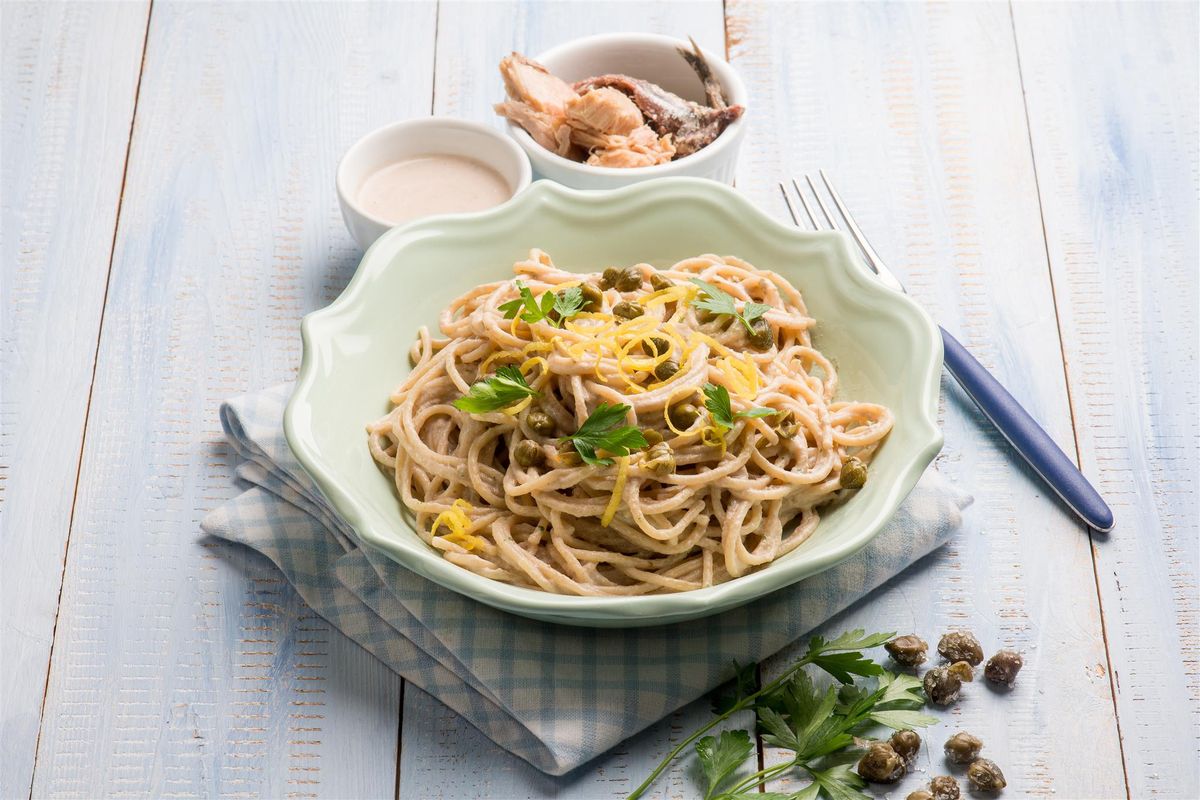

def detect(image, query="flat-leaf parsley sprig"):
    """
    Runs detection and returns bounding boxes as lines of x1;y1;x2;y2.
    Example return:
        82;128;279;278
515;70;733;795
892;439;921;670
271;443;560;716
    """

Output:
627;629;935;800
703;383;776;432
453;365;538;414
689;277;772;337
560;403;647;467
499;280;584;327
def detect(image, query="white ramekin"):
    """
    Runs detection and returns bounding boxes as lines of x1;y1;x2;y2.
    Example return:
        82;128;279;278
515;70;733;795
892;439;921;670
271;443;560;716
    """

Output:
337;117;533;250
503;33;748;190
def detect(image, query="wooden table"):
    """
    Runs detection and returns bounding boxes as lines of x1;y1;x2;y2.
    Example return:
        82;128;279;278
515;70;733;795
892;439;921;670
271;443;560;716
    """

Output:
3;2;1196;798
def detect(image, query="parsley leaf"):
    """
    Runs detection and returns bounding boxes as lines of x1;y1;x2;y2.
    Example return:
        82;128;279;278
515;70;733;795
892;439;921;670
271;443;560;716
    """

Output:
703;383;776;430
711;660;758;715
689;278;774;336
552;285;585;321
560;403;647;467
499;280;565;327
808;763;869;800
694;729;753;800
452;365;539;414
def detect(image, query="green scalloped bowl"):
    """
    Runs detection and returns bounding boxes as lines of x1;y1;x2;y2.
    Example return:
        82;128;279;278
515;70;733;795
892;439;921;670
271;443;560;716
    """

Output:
285;178;942;627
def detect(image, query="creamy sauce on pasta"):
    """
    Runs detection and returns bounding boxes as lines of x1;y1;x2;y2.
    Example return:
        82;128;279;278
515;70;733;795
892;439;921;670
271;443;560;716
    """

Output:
357;155;512;224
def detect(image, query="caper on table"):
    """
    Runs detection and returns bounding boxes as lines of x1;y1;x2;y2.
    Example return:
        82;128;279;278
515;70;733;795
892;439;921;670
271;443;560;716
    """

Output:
984;649;1024;686
929;775;961;800
667;402;699;431
889;729;921;765
612;300;644;319
578;282;603;312
856;741;905;783
885;634;928;667
747;315;773;350
526;408;556;437
943;731;983;764
937;630;984;666
512;439;544;468
923;664;963;706
906;791;934;800
649;272;673;291
642;441;675;475
653;359;679;382
840;456;868;490
599;267;620;290
967;758;1007;792
948;660;975;683
614;266;643;292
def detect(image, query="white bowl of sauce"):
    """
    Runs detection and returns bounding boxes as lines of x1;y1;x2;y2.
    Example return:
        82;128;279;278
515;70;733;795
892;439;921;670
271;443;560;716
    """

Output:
337;117;532;250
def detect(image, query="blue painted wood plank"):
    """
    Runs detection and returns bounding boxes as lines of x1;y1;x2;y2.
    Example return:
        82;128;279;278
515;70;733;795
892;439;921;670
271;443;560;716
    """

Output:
30;4;436;797
1012;3;1199;796
0;3;149;796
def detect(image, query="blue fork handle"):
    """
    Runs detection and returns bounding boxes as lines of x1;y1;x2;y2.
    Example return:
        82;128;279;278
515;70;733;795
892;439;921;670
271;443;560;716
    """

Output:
940;328;1114;532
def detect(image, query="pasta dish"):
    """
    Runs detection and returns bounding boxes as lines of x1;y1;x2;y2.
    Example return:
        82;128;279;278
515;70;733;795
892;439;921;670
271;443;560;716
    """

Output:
367;251;892;595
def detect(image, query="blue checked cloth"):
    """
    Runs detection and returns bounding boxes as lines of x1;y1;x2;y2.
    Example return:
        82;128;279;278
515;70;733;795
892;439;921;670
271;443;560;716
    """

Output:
201;384;970;776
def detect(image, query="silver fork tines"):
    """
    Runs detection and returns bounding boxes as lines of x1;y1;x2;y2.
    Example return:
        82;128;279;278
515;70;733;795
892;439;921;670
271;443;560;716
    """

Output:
780;171;906;294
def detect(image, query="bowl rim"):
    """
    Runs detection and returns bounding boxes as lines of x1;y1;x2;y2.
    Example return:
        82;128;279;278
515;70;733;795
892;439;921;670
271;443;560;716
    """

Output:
286;177;944;624
503;32;749;178
336;116;534;231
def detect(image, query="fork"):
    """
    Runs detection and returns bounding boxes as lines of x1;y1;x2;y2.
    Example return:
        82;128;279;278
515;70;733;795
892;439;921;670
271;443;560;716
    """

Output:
782;172;1114;532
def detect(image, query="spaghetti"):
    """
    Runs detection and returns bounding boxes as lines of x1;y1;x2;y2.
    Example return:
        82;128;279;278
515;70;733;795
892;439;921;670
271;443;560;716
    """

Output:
367;250;892;595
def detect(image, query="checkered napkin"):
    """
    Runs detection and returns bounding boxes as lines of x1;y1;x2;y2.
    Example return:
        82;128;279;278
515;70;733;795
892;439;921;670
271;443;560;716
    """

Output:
201;384;970;776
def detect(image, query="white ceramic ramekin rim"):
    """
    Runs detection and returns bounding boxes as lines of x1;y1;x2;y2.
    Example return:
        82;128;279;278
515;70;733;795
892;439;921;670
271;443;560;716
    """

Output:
505;32;748;180
336;116;533;239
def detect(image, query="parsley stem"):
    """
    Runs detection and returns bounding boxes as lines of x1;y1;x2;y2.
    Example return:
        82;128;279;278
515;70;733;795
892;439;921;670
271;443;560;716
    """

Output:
720;759;795;797
625;656;814;800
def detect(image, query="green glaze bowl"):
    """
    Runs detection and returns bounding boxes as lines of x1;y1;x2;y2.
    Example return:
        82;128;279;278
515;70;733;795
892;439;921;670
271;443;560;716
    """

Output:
285;178;942;627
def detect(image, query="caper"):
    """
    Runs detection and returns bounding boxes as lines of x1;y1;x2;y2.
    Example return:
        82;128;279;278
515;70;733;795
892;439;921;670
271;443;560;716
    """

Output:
885;634;928;667
840;456;868;490
948;660;974;683
667;402;699;430
653;359;679;382
556;440;582;467
937;630;984;666
641;428;664;447
649;272;673;292
943;731;983;764
579;282;603;312
747;315;773;350
513;439;544;468
642;441;675;475
612;301;644;319
923;665;962;706
890;730;921;766
774;410;800;440
966;758;1007;792
642;336;671;357
907;792;934;800
600;267;620;290
984;649;1023;687
856;742;905;784
526;408;556;437
615;266;643;292
930;775;961;800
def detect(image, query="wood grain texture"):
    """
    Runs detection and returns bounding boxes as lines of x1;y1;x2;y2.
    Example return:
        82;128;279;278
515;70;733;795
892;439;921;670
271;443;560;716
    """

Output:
1012;3;1199;796
397;4;728;798
725;1;1125;796
0;3;149;796
30;4;436;797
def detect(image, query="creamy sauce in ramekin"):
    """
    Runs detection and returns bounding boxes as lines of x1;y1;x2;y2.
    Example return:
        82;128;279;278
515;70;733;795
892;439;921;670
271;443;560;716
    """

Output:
356;155;512;224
